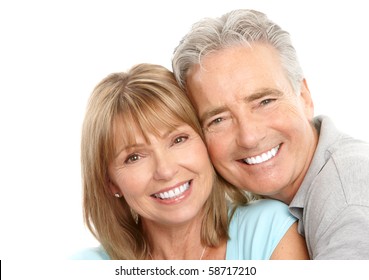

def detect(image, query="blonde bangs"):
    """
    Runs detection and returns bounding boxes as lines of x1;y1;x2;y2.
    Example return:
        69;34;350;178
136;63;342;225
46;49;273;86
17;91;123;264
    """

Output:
112;83;199;151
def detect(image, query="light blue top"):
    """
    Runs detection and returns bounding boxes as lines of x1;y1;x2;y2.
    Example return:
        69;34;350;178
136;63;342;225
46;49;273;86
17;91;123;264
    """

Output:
226;199;295;259
71;199;296;260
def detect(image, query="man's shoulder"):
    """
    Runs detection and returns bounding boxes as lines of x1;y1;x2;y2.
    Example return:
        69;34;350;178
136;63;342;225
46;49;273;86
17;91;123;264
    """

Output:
330;134;369;159
327;135;369;187
318;119;369;189
316;115;369;161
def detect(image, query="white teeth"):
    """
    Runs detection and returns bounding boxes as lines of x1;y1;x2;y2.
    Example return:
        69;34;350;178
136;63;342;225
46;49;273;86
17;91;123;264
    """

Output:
153;181;190;200
244;145;280;165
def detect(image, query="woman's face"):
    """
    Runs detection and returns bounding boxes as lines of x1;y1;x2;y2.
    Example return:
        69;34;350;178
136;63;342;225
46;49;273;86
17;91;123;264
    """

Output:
108;120;214;226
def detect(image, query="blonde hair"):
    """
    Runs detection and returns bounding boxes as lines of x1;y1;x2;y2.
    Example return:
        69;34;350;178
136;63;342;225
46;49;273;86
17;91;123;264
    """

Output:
81;63;250;259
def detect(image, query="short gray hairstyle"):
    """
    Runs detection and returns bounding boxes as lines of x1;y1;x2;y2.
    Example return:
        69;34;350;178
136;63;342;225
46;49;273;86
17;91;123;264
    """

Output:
172;9;303;94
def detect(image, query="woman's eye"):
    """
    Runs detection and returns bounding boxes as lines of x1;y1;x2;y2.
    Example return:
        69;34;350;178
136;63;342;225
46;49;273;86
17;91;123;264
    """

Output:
125;154;141;164
173;135;188;145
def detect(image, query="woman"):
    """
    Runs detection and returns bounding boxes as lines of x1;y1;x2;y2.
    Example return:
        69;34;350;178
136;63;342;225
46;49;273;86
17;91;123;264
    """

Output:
73;63;308;260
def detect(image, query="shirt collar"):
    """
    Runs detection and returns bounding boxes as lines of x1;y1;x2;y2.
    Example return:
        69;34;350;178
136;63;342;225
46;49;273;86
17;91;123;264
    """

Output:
290;115;342;209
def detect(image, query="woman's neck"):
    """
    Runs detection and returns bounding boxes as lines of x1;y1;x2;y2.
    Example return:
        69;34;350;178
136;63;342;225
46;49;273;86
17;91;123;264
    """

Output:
142;216;205;260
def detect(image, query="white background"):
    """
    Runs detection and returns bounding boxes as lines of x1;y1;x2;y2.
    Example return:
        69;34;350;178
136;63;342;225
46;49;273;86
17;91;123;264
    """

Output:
1;0;369;261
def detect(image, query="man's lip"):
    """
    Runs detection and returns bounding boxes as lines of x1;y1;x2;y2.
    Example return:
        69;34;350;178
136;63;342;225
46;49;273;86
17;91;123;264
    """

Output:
241;144;280;165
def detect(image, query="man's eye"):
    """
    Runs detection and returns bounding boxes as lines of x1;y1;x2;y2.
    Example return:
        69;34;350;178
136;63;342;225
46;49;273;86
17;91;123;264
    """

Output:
209;117;223;126
260;99;275;106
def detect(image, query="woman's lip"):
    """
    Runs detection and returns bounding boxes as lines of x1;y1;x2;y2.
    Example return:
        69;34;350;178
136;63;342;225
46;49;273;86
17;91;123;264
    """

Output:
151;180;190;195
151;180;192;204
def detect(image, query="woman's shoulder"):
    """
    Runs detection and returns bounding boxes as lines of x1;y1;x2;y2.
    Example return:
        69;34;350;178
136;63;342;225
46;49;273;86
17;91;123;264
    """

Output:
234;198;291;216
230;199;296;229
69;246;110;260
226;199;297;259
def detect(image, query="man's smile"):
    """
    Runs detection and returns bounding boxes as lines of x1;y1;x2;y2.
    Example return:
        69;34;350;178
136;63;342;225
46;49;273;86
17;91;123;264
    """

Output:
242;145;280;165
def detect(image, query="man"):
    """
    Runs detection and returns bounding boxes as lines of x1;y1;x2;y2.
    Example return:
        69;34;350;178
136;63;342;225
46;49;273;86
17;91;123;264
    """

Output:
172;9;369;259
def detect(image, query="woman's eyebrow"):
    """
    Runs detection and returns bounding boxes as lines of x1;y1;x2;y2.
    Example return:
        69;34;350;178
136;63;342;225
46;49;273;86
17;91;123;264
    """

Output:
114;125;187;159
114;142;145;159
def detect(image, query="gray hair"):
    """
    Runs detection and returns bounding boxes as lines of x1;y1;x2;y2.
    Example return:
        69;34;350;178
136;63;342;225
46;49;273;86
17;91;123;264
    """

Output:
172;9;304;94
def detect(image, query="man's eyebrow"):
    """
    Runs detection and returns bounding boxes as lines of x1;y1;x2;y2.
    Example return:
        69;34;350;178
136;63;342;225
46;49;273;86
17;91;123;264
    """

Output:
199;106;228;125
199;88;283;125
245;88;284;103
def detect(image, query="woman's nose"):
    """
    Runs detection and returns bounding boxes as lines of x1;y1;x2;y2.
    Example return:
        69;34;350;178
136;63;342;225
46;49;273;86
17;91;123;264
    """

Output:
153;152;179;181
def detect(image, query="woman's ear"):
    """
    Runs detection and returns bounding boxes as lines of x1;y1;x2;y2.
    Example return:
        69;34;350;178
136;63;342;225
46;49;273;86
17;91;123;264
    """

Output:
108;178;122;198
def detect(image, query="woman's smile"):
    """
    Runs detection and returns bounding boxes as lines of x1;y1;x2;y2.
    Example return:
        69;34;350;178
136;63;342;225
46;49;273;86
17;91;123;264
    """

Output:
152;180;191;199
151;180;192;204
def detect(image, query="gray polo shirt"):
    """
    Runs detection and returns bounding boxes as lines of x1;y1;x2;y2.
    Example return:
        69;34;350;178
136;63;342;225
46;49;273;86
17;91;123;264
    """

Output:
289;115;369;259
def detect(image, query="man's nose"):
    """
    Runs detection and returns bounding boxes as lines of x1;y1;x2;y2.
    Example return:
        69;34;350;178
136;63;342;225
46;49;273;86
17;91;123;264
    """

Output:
235;116;266;149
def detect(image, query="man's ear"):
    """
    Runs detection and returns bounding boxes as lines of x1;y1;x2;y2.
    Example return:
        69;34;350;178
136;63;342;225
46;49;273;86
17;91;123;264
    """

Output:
299;78;314;119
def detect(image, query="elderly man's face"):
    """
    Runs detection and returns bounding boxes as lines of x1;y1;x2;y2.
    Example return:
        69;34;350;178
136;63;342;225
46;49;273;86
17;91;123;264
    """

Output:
186;44;318;203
